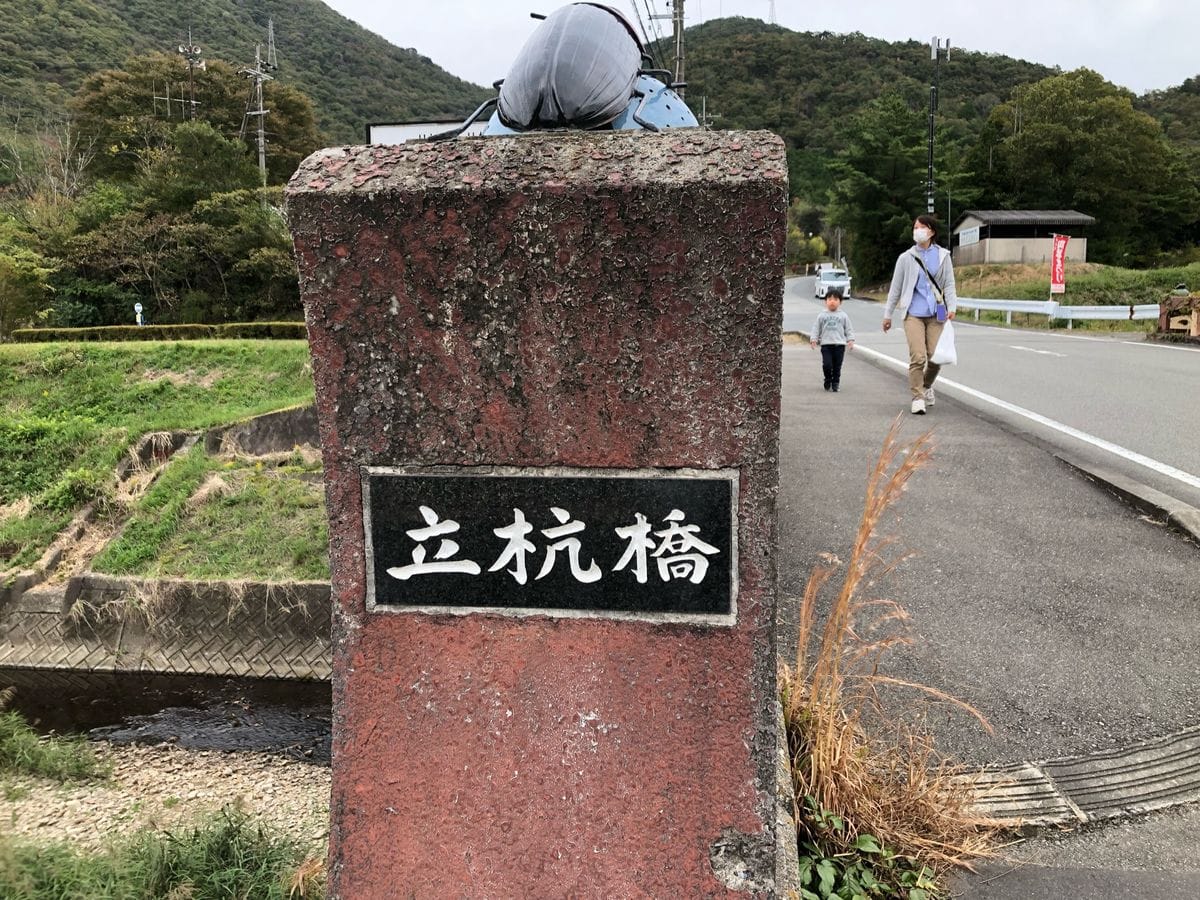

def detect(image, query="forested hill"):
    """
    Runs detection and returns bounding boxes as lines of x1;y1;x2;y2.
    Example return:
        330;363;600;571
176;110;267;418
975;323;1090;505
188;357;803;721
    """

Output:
1139;77;1200;159
678;18;1056;151
0;0;491;142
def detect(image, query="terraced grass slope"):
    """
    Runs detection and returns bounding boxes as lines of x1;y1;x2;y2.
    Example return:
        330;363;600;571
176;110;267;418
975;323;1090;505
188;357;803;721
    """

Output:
0;340;314;572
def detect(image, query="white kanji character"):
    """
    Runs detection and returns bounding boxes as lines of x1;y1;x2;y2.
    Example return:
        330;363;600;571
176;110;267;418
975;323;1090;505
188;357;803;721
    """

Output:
488;507;537;584
612;512;655;584
387;505;481;580
535;507;601;584
652;509;719;584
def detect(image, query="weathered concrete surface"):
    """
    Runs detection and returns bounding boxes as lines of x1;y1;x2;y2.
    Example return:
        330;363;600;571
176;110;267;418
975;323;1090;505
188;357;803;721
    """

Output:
288;131;787;897
203;405;320;457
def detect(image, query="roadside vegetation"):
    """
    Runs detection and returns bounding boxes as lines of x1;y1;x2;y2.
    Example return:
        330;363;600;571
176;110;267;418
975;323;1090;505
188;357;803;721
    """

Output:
0;807;324;899
956;261;1200;306
93;446;328;581
0;340;313;572
782;422;998;898
850;260;1191;333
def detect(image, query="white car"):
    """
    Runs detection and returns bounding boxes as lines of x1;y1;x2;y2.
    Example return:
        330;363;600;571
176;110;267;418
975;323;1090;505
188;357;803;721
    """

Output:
815;268;852;299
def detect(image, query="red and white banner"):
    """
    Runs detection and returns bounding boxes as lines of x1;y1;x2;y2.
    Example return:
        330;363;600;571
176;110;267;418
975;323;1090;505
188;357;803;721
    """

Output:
1050;233;1070;294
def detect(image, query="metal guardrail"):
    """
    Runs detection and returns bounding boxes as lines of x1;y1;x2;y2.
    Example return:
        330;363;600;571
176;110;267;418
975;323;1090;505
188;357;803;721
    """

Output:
957;297;1160;329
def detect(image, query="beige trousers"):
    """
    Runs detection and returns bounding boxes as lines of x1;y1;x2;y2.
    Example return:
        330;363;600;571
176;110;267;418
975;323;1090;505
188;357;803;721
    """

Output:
903;315;945;399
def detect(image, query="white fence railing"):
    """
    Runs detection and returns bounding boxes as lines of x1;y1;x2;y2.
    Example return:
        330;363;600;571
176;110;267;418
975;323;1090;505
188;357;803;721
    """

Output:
956;297;1159;329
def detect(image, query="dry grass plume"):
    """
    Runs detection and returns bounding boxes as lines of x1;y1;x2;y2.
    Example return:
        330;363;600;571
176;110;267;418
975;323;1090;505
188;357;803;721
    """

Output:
782;418;1000;873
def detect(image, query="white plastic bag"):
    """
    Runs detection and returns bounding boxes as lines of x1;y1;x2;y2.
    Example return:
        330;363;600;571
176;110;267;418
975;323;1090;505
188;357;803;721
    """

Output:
931;320;957;366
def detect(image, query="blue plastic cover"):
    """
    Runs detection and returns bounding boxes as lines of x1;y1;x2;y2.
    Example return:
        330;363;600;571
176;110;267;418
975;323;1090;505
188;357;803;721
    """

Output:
497;4;642;131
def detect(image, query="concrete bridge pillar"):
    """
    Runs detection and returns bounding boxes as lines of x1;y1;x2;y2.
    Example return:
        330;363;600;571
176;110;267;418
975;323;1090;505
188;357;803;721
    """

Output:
287;129;788;897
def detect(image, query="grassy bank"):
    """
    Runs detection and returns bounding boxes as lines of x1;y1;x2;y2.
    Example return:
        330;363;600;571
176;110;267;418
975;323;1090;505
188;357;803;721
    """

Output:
956;261;1200;305
0;703;106;784
0;809;323;899
856;261;1199;307
92;446;329;581
0;340;314;571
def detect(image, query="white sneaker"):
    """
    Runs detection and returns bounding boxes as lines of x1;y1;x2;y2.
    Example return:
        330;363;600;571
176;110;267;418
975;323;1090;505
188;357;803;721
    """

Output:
924;387;936;407
911;397;926;415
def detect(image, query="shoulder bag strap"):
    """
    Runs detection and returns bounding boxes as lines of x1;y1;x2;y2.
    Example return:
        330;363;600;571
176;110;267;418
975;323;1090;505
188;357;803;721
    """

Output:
910;249;946;306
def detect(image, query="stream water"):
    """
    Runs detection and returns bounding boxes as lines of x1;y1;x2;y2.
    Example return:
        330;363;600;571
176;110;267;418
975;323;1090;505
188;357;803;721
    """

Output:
15;676;331;764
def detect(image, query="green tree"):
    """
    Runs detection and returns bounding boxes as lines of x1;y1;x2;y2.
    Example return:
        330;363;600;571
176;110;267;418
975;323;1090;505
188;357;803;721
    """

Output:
970;69;1200;262
0;221;54;337
70;53;320;185
828;94;926;283
187;188;300;321
136;121;260;214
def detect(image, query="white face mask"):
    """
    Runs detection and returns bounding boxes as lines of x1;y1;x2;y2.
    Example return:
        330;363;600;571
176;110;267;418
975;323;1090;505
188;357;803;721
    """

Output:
913;228;932;244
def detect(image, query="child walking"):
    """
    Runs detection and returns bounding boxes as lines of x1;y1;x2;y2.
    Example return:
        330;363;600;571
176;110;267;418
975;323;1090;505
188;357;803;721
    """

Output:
810;287;854;391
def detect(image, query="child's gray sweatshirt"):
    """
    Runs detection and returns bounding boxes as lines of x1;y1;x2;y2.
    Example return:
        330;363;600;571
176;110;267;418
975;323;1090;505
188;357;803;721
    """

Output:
812;309;855;345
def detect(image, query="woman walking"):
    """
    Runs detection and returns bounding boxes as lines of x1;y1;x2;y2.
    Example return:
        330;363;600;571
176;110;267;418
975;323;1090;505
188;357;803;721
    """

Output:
882;215;957;414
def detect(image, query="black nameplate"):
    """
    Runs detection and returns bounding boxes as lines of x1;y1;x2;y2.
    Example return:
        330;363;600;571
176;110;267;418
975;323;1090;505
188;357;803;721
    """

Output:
363;469;736;619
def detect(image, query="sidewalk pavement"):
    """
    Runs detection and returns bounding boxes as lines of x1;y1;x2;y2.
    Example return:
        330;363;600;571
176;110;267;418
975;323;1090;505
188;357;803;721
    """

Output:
775;337;1200;896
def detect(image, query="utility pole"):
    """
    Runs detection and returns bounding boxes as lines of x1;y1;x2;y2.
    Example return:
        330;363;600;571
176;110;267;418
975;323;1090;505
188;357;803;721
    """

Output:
650;2;685;93
239;19;278;186
926;37;950;215
699;95;721;129
672;0;686;95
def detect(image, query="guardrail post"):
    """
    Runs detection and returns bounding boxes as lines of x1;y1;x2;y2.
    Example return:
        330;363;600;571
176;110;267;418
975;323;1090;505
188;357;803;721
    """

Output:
1005;310;1012;325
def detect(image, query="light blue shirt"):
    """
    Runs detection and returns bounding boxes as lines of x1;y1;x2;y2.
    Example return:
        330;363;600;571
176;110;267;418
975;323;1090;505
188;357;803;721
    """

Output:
908;245;942;318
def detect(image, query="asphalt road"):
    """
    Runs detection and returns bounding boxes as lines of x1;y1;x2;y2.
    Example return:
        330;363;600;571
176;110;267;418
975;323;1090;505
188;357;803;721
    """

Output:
779;275;1200;891
784;276;1200;510
778;342;1200;766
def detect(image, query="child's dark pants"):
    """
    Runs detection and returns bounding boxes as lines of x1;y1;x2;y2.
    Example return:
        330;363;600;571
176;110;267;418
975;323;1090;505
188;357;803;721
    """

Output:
821;344;846;388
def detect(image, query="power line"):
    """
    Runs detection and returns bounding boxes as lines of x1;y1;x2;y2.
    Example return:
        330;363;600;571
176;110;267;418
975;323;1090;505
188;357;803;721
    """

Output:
627;1;654;55
643;0;668;63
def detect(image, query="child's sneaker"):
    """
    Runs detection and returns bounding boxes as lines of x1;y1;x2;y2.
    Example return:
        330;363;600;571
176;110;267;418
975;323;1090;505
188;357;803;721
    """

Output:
832;384;839;392
911;397;926;415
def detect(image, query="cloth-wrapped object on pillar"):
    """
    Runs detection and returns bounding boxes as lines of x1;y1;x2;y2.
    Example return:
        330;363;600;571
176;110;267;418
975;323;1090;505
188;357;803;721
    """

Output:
498;4;643;131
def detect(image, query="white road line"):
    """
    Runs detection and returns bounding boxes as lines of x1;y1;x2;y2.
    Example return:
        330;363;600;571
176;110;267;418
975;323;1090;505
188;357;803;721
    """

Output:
853;344;1200;492
1122;340;1200;354
1011;345;1067;357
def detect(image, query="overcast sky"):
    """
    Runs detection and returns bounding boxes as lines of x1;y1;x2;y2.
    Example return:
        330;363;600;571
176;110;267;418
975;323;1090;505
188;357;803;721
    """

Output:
322;0;1198;96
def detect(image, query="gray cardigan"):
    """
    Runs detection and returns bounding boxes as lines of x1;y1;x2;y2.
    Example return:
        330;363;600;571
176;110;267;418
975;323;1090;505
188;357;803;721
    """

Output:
884;245;958;321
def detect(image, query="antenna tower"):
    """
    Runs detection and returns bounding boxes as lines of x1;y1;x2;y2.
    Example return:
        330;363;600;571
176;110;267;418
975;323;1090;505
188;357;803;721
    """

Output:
768;0;777;24
239;18;278;186
177;30;205;119
152;80;191;118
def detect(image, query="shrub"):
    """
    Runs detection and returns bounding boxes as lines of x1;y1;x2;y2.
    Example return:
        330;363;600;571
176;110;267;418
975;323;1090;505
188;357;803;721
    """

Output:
216;322;307;339
10;322;307;342
12;325;216;342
